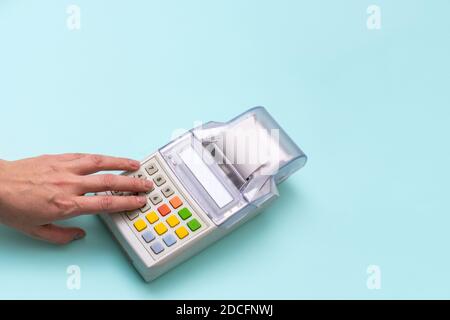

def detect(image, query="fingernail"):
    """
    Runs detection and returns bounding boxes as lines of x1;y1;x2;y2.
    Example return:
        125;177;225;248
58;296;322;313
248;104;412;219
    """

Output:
144;180;153;189
73;233;85;241
130;160;140;169
138;196;147;204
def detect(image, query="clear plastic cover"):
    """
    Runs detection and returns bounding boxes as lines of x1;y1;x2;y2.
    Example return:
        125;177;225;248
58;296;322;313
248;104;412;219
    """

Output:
160;107;307;227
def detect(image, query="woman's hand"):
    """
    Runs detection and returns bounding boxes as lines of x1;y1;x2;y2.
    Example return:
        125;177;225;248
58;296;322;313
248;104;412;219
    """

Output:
0;153;152;245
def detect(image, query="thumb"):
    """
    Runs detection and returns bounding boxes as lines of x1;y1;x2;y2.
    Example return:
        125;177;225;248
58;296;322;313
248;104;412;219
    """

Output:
25;224;86;245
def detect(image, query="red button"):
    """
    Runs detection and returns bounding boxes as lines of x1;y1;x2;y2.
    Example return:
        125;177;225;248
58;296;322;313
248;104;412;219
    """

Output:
157;204;171;216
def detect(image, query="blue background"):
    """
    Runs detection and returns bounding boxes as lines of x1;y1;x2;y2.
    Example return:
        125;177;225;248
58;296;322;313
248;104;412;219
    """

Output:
1;0;449;299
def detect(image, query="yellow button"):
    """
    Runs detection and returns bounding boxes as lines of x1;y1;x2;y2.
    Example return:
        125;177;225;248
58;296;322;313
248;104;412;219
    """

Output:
146;211;159;224
133;219;147;232
175;226;189;239
154;222;168;235
166;215;180;228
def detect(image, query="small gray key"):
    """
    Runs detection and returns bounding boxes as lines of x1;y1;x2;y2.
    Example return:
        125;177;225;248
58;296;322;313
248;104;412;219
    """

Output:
149;193;163;205
145;184;155;195
145;162;158;176
161;185;174;198
153;174;166;187
126;211;139;221
139;201;151;213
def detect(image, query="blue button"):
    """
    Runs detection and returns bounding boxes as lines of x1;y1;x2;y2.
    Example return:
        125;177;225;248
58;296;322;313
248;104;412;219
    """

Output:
142;230;155;243
150;241;164;254
163;233;177;247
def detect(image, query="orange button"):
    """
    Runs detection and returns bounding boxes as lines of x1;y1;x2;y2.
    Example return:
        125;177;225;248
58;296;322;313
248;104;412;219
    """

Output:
157;204;171;216
169;196;183;209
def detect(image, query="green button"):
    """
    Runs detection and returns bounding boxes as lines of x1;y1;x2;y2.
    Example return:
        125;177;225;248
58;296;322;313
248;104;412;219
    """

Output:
178;208;192;220
187;219;201;231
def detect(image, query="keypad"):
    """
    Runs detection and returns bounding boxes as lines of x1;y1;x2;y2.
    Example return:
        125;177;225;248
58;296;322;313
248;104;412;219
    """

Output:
145;162;158;176
153;174;166;186
178;207;192;220
154;222;168;235
134;219;147;232
134;172;146;180
175;226;189;239
142;230;155;243
163;234;177;247
150;241;164;254
146;211;159;224
166;215;180;228
126;211;139;221
145;184;155;195
122;157;204;257
140;201;151;213
169;196;183;209
161;185;175;198
150;193;163;205
157;204;171;216
187;219;201;231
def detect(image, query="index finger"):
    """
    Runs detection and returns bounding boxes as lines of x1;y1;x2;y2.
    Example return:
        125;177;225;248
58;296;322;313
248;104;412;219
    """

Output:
66;195;148;217
65;154;141;175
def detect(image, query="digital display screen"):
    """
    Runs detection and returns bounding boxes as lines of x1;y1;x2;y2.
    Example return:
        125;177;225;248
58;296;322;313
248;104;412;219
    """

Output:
179;146;233;208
